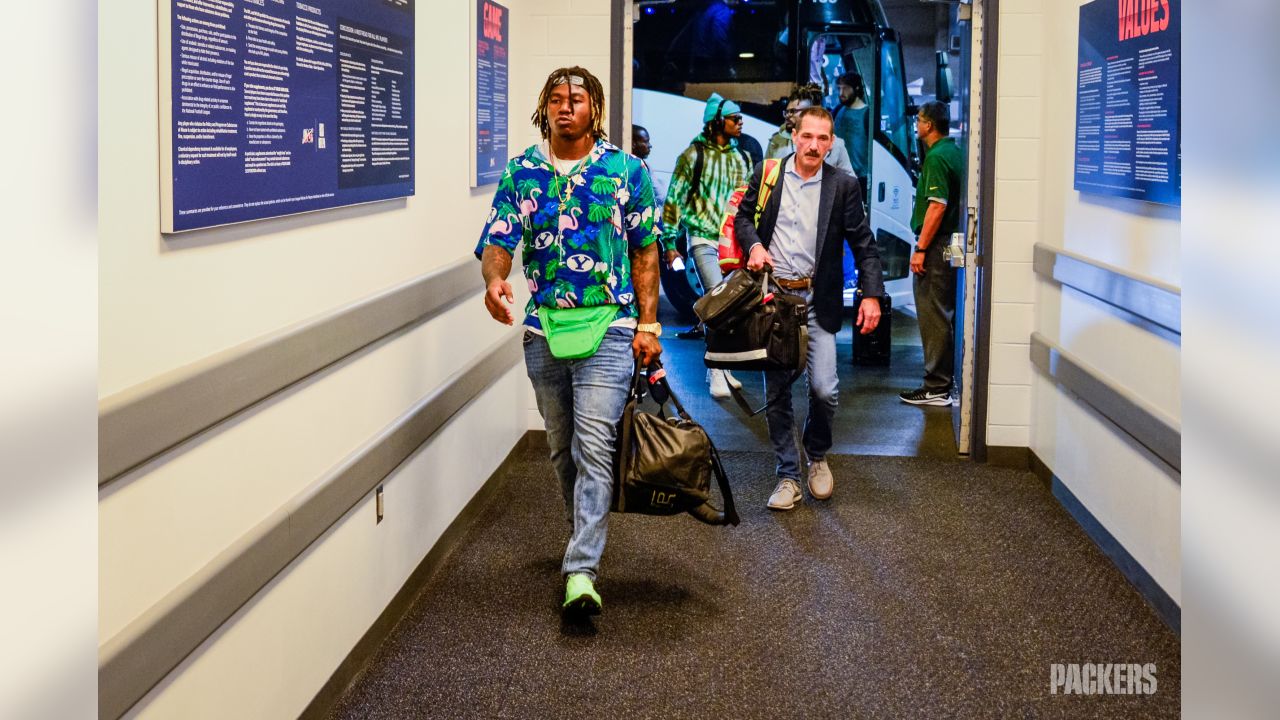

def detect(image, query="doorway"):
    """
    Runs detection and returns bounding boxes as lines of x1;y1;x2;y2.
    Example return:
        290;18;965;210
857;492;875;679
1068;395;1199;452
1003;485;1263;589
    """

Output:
628;0;989;460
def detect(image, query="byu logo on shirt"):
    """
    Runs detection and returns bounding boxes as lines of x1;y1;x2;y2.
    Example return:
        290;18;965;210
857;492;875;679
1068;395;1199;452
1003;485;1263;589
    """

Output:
566;254;594;272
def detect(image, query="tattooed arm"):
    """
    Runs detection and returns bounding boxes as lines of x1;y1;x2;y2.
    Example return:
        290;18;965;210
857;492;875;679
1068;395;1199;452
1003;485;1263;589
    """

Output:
629;241;662;366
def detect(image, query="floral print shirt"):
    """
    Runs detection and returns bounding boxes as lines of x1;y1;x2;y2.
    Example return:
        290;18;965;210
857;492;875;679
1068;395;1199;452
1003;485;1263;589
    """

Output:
475;139;660;329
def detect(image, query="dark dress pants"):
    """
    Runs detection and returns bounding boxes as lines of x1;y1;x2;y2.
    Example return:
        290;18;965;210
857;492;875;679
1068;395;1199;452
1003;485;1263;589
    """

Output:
912;245;956;392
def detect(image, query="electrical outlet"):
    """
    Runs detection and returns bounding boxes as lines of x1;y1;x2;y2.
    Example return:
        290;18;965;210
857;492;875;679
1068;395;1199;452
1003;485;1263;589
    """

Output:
376;485;384;524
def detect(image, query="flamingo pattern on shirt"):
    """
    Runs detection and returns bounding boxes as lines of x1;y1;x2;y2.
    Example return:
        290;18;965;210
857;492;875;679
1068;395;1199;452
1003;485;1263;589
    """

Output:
475;139;660;329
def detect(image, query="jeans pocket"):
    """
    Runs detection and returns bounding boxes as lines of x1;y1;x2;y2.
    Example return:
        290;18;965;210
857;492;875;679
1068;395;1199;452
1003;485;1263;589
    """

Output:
523;329;535;346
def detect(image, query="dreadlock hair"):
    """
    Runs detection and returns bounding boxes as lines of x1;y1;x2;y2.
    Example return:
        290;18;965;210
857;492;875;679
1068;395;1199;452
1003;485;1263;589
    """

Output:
530;66;608;141
702;96;731;139
791;82;826;106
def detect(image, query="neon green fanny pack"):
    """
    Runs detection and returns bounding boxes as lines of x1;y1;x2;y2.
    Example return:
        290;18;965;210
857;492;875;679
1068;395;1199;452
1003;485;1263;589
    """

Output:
538;306;619;359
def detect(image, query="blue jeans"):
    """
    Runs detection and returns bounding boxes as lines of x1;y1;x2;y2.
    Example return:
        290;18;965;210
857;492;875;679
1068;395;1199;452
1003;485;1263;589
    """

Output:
763;291;839;480
689;242;724;292
524;326;634;581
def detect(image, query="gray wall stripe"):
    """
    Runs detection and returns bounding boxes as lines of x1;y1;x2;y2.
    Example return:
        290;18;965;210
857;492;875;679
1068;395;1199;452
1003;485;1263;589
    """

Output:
1029;332;1180;472
609;0;624;142
97;333;524;720
1033;243;1181;335
98;258;477;485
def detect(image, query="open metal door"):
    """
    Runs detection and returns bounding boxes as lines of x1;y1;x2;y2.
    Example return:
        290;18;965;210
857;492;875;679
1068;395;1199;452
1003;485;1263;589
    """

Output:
953;0;987;456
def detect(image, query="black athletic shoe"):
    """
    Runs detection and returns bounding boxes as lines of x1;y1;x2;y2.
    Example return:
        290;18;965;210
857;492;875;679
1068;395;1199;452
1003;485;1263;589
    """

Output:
675;326;704;340
899;387;953;406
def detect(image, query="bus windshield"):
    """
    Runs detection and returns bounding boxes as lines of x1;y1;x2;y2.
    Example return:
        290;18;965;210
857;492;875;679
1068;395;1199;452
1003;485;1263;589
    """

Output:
878;37;914;163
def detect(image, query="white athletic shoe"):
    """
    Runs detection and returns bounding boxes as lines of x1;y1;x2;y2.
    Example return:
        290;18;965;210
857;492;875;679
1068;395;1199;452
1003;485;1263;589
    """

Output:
709;369;731;399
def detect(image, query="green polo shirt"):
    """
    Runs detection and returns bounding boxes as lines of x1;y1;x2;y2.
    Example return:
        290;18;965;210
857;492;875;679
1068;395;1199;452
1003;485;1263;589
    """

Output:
910;136;964;238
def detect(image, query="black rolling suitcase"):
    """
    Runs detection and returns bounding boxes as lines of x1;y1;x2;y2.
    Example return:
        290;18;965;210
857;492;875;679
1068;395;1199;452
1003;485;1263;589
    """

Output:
851;293;891;366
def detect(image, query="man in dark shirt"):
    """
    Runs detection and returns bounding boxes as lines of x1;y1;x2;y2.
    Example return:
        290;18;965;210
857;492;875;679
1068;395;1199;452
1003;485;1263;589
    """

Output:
900;101;965;406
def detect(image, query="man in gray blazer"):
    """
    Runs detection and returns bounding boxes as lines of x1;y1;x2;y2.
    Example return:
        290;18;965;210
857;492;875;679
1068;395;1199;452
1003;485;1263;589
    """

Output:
735;106;884;511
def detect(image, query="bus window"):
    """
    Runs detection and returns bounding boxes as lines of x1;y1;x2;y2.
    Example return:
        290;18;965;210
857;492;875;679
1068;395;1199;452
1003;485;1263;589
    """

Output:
806;32;873;111
879;37;914;163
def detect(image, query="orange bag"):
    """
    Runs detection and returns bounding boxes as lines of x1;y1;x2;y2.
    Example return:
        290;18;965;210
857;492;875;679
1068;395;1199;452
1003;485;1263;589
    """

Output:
718;158;783;272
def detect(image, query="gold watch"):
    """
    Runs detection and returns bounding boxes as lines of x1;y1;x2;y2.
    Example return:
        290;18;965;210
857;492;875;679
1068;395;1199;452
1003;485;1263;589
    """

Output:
637;322;662;337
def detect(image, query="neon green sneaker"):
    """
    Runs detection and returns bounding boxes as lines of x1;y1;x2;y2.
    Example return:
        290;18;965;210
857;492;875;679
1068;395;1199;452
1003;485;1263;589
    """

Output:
562;573;602;616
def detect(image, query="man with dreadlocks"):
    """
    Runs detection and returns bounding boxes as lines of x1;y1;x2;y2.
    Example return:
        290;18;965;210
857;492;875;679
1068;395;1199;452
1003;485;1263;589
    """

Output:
660;92;751;398
476;66;662;619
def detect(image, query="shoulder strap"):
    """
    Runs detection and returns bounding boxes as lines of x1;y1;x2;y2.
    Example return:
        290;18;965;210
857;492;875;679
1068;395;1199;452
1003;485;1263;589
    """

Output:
687;442;739;526
612;363;647;513
725;369;803;418
686;143;706;204
753;158;784;225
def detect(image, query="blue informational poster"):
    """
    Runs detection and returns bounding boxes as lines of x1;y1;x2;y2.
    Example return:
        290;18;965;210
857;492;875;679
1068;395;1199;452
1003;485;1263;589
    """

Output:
1074;0;1180;206
161;0;415;232
473;0;509;186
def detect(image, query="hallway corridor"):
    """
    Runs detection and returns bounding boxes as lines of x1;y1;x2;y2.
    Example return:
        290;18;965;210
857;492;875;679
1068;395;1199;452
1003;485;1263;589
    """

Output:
325;447;1179;719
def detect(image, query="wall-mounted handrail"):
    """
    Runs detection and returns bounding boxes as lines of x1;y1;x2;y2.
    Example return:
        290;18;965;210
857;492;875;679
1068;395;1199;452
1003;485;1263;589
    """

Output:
99;258;478;485
97;333;524;720
1030;332;1180;472
1033;243;1180;335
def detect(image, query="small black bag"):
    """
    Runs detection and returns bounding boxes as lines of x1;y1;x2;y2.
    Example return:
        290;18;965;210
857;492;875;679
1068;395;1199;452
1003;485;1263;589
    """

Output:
693;268;764;330
611;363;739;526
702;269;808;373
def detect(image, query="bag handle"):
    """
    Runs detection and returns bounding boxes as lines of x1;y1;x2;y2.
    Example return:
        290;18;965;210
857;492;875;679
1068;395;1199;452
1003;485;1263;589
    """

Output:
638;360;694;423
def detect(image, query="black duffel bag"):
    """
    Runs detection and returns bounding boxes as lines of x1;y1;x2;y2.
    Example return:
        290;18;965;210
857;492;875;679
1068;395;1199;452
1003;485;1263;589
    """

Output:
701;268;808;373
611;362;739;526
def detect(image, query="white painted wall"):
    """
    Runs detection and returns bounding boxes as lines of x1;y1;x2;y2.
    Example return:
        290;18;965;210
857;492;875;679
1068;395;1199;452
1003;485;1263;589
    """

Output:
985;0;1181;603
100;1;613;715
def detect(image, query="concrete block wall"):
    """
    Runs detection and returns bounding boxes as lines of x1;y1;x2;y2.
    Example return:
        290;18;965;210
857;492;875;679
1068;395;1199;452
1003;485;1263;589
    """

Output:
985;0;1045;449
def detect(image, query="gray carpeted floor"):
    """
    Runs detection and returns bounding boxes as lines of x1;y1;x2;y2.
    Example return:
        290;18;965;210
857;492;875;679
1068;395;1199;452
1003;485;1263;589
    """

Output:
328;449;1180;719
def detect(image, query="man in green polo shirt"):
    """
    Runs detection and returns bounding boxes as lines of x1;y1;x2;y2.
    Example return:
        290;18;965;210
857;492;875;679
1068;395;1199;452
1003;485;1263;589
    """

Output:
900;101;965;406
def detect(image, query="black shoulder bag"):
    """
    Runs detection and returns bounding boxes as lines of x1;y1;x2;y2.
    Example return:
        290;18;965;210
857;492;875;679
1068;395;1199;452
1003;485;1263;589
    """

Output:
612;362;739;526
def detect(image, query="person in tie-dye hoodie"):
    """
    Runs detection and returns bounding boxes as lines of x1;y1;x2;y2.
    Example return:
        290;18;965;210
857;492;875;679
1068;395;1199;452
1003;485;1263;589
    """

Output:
661;93;752;397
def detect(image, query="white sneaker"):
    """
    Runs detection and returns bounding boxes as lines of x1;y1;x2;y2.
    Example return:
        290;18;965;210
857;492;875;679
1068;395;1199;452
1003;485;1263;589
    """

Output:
724;369;742;390
708;369;731;399
767;478;802;510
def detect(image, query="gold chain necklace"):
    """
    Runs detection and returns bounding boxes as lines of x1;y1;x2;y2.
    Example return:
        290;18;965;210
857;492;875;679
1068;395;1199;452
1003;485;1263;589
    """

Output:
551;149;588;212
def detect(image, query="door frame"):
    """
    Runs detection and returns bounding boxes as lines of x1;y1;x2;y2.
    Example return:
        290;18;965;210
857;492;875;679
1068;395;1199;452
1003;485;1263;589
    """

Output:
961;0;998;462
